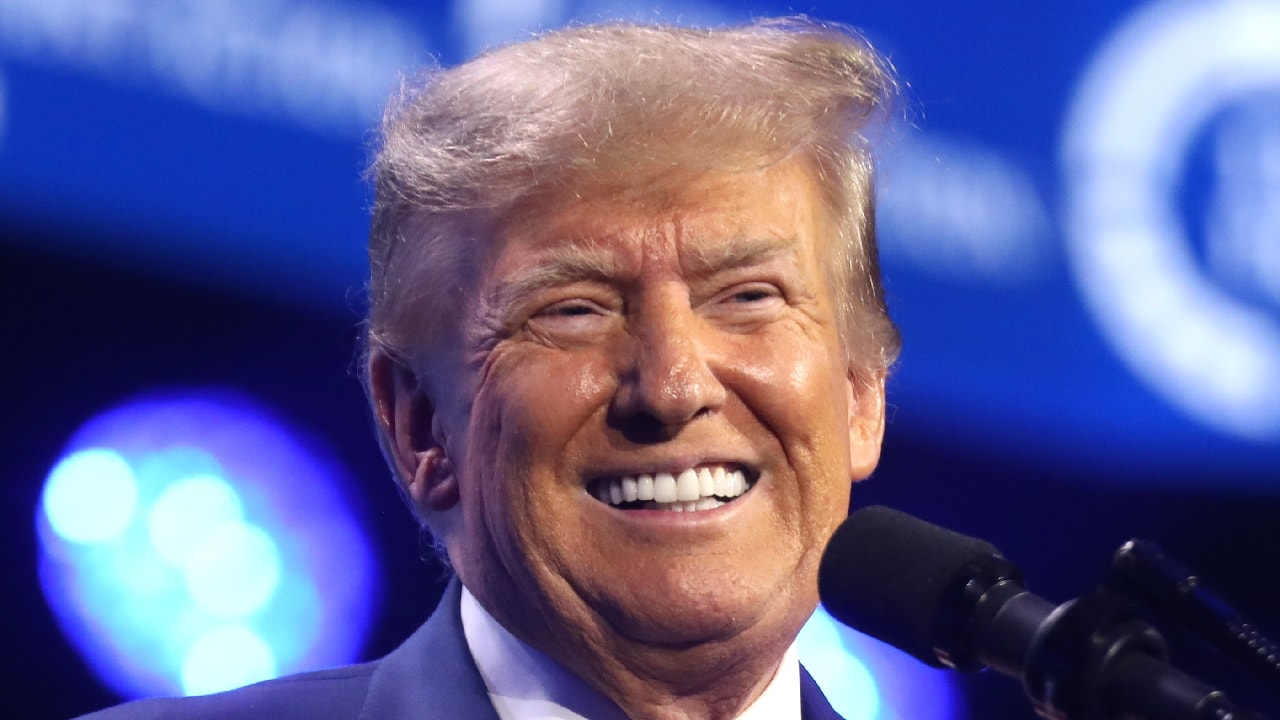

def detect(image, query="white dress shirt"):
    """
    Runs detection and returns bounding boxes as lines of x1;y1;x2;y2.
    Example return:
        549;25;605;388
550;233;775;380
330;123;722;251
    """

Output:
461;587;801;720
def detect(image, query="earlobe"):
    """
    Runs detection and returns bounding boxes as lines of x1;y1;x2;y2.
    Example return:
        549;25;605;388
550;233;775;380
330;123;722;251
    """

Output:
368;349;461;514
846;369;887;481
411;447;460;512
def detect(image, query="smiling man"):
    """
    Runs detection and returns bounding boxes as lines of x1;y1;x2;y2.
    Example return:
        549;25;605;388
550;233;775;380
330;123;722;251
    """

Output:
77;16;899;720
362;17;899;720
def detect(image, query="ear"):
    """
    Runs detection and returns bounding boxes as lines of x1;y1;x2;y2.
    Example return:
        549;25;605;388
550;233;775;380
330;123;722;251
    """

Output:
845;369;886;481
367;349;460;514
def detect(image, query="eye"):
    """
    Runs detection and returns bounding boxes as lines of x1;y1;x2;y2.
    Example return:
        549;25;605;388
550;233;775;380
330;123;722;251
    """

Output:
727;287;777;303
719;283;782;306
537;300;604;318
525;297;616;344
703;282;785;327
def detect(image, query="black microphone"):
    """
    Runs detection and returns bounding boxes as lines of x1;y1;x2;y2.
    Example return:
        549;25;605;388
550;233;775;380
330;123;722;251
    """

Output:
818;506;1272;720
818;504;1045;674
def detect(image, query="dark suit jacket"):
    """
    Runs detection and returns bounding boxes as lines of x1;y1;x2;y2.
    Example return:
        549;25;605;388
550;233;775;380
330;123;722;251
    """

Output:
77;582;845;719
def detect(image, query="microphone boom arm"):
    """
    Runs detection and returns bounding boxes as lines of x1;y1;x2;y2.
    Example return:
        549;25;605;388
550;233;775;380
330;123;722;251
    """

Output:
817;507;1277;720
1108;539;1280;697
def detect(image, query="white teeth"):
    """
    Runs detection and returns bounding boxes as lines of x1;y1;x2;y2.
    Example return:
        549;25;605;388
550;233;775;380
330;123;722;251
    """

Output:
653;472;678;503
593;466;752;512
698;467;714;497
675;468;699;502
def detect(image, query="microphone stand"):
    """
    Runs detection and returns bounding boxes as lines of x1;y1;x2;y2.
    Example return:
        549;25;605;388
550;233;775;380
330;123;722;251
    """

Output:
1018;589;1268;720
1013;541;1277;720
1108;539;1280;696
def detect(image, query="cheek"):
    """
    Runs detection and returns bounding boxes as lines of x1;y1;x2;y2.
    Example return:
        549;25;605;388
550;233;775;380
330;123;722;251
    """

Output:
569;359;614;408
474;347;611;432
464;351;616;578
510;351;614;458
461;349;614;506
729;333;849;444
724;331;853;513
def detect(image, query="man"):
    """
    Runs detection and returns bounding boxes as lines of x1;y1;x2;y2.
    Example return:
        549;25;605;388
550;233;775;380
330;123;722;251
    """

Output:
79;16;899;720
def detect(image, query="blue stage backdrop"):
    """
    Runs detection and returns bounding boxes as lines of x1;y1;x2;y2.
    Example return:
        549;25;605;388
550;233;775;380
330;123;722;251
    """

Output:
3;2;1279;719
3;0;1277;481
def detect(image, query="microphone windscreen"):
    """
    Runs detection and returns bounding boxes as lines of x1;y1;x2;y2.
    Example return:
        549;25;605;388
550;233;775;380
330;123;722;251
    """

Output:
818;505;1001;667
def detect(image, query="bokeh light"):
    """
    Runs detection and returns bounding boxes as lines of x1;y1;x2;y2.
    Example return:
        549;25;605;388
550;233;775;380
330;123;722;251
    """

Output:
181;624;278;696
43;449;139;545
147;474;244;568
36;390;377;699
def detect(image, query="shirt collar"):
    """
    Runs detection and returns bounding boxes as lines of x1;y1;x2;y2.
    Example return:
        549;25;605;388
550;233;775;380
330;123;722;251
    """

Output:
460;586;801;720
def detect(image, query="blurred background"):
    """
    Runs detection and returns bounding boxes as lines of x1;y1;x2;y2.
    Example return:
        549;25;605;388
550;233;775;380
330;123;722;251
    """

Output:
3;0;1278;718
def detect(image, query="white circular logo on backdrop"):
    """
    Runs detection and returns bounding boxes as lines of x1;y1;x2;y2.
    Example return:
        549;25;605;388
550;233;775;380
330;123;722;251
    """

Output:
1063;0;1280;439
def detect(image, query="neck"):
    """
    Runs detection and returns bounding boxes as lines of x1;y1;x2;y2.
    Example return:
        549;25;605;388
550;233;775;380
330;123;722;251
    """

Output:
457;550;818;720
536;605;805;720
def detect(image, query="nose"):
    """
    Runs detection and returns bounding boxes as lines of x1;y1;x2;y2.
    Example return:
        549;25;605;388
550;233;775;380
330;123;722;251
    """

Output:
610;294;727;435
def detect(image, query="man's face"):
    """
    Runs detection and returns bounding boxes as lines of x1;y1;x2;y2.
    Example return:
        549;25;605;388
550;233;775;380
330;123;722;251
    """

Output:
410;156;885;673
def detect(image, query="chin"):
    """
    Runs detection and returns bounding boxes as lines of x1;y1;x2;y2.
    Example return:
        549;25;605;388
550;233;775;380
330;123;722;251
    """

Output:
592;568;809;648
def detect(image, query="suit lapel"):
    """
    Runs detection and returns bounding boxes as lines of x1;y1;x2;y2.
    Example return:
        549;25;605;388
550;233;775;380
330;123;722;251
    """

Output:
359;579;501;720
358;578;844;720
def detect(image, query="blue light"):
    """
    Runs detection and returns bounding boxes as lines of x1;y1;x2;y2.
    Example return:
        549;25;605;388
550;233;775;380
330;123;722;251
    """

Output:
183;521;282;620
181;624;278;696
42;449;139;544
36;390;377;700
147;474;244;568
799;609;880;720
800;607;963;720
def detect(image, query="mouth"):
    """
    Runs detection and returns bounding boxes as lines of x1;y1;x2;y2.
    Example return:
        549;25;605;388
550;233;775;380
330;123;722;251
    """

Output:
587;465;755;513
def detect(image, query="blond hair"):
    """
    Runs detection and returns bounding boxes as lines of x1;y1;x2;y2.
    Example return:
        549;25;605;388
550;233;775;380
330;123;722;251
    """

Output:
366;16;901;377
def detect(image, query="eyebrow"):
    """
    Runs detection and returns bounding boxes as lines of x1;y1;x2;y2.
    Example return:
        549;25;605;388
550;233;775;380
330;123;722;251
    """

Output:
680;234;797;276
483;240;624;312
484;233;798;311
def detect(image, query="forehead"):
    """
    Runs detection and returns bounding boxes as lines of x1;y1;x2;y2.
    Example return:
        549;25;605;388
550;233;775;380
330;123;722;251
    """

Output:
485;157;831;278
